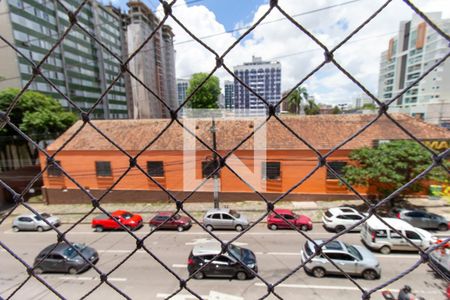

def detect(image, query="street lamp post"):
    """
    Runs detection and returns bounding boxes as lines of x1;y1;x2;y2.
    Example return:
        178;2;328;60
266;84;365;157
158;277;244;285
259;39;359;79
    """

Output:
210;117;220;209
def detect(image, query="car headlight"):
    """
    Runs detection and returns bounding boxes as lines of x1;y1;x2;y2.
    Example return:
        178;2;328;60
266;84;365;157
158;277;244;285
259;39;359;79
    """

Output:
308;221;312;225
247;263;255;269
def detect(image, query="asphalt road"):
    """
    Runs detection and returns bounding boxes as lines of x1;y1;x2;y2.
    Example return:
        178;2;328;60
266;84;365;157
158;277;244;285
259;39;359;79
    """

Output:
0;223;447;300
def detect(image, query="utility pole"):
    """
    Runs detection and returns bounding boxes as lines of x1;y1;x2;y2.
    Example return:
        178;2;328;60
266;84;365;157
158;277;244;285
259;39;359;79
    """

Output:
210;117;220;209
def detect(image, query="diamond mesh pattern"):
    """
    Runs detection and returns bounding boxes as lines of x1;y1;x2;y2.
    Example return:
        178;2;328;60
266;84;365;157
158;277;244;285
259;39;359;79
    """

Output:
0;0;449;299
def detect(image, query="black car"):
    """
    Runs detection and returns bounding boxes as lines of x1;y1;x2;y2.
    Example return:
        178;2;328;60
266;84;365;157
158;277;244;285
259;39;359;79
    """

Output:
396;209;448;231
187;241;257;280
33;242;99;274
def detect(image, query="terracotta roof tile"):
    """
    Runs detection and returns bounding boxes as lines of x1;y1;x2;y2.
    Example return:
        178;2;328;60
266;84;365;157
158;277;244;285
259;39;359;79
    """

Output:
47;114;450;152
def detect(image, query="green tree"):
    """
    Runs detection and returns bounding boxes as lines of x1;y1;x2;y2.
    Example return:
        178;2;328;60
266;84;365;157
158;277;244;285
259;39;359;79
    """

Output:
361;103;377;110
304;98;320;115
0;88;77;162
343;140;449;203
286;86;308;114
332;106;342;114
186;73;220;109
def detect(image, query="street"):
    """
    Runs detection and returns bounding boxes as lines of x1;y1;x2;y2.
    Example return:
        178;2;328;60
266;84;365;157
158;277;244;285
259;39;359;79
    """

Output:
0;223;447;300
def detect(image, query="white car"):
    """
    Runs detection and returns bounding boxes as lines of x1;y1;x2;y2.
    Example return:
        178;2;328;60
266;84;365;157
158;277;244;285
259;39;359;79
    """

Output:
12;213;61;232
322;207;365;232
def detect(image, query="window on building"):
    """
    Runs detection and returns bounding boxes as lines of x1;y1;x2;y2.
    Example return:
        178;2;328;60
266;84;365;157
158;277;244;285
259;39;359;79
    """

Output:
95;161;112;177
262;162;281;180
147;161;164;177
202;160;219;178
48;160;62;177
326;161;347;179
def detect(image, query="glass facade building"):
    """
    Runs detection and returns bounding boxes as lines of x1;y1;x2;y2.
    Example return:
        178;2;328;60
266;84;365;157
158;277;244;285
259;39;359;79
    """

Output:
0;0;128;119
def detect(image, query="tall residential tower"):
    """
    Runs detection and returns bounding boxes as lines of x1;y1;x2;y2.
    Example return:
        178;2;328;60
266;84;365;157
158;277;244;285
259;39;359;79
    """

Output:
126;1;177;119
378;13;450;126
0;0;128;119
233;56;281;115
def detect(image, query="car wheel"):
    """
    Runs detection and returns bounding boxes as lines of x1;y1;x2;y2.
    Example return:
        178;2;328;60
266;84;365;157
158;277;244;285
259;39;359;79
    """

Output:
177;226;184;232
34;267;44;274
68;267;78;275
300;225;308;231
438;223;448;231
362;269;377;280
236;271;247;280
36;226;44;232
193;271;204;280
312;267;326;278
205;225;214;231
379;245;391;255
95;226;104;232
12;226;20;232
235;225;244;232
270;224;278;231
335;225;345;233
149;225;156;231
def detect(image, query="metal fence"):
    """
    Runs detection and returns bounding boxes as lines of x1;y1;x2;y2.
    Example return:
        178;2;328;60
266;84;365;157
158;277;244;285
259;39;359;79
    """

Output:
0;0;449;299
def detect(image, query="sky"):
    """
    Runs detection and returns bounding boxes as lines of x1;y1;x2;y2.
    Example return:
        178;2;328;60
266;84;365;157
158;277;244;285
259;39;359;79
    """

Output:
110;0;450;105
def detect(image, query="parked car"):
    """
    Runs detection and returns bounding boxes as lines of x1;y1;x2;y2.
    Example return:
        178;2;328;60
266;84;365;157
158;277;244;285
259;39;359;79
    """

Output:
149;212;192;232
396;209;448;231
187;240;257;280
12;213;61;232
267;209;312;231
361;216;436;254
203;208;249;232
33;242;98;274
322;207;365;232
301;239;381;280
91;210;143;232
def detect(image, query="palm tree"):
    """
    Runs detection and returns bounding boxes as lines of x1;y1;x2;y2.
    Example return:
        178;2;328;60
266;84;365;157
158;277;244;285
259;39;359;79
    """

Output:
286;87;309;114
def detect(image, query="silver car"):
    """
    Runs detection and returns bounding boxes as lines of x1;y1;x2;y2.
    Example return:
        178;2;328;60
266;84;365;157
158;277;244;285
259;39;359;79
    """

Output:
203;208;249;232
12;213;61;232
301;240;381;280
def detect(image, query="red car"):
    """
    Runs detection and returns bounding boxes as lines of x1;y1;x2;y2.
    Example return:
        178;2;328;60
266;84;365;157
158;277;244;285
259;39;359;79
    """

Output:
267;209;312;231
149;212;192;232
92;210;143;232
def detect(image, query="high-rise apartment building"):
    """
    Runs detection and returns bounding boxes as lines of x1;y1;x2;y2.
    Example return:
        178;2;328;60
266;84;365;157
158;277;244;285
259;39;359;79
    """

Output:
378;12;450;126
233;56;281;114
126;1;177;119
176;78;189;107
224;80;234;108
0;0;128;119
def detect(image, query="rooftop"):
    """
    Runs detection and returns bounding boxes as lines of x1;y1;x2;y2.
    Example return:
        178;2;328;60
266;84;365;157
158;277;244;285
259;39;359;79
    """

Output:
47;114;450;152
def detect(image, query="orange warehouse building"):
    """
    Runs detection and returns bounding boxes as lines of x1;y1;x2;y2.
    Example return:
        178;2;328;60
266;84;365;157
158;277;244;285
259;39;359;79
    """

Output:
40;114;450;204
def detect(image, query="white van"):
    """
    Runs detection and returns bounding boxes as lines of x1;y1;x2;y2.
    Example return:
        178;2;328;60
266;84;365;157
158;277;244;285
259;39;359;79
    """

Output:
361;216;436;254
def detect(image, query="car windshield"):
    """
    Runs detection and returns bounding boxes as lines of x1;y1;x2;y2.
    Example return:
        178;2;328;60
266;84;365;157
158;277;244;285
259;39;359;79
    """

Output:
228;244;242;260
345;244;362;261
34;213;51;221
121;212;133;219
63;243;85;258
229;210;240;218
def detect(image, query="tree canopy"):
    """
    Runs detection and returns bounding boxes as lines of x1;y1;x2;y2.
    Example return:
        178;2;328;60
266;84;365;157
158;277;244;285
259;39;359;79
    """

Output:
286;86;308;114
0;88;77;139
343;140;449;200
186;73;220;109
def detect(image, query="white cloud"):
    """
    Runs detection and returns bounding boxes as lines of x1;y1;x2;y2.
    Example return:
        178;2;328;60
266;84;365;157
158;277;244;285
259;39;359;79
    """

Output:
156;0;450;105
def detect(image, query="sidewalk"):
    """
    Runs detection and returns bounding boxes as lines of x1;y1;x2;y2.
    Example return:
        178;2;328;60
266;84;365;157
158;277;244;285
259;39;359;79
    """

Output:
3;197;449;225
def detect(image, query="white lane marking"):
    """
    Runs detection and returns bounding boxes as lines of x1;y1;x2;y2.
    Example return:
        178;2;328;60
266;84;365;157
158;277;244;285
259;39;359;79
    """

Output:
255;282;359;291
172;264;187;268
2;230;333;236
58;276;127;282
254;252;417;259
185;238;248;246
97;250;146;254
254;283;441;294
156;293;208;299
